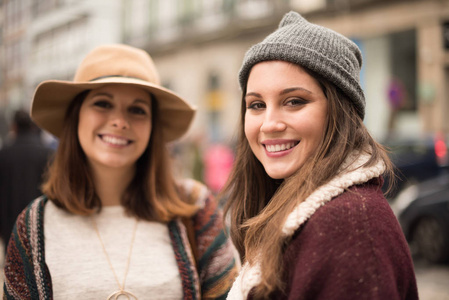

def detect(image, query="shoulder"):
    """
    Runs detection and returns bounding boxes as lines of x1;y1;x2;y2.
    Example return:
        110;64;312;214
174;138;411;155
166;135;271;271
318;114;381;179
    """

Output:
317;178;391;221
312;178;402;242
280;179;418;299
176;179;225;245
294;178;401;249
177;178;211;208
177;178;221;232
4;195;52;299
17;196;48;218
285;177;405;264
175;181;239;298
282;179;416;298
14;196;48;233
6;196;47;270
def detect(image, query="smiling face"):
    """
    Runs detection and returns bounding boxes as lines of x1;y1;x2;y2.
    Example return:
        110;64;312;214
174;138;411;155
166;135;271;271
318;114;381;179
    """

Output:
78;84;152;174
244;61;328;179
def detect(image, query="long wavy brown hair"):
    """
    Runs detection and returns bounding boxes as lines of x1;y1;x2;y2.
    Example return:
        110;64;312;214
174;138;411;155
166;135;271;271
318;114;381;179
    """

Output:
221;68;394;298
42;90;198;222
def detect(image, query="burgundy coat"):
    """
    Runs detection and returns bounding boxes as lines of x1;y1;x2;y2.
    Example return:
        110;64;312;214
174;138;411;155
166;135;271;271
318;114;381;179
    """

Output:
227;154;418;300
272;178;419;299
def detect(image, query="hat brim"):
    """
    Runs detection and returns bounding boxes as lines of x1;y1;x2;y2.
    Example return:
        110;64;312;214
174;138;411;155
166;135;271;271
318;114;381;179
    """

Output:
31;77;196;142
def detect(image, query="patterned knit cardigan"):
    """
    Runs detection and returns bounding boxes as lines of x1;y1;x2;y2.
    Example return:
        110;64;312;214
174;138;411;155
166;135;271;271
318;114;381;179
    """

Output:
3;179;238;299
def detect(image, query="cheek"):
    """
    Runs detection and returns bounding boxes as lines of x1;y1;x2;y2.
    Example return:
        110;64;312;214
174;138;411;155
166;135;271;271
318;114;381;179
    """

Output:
137;121;152;145
77;108;103;153
145;126;152;145
315;110;328;140
244;115;257;142
77;110;100;139
77;116;92;150
77;110;89;141
305;112;328;148
244;125;255;151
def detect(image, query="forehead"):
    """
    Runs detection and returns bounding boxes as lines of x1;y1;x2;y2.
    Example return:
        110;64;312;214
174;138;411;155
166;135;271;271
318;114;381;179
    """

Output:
246;61;324;97
87;84;152;102
247;61;320;89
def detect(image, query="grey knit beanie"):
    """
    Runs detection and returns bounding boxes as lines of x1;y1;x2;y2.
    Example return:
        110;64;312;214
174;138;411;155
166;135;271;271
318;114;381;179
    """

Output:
239;11;365;119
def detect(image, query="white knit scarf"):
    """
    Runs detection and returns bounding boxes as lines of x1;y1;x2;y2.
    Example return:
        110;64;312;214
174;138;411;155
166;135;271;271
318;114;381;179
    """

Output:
227;152;385;299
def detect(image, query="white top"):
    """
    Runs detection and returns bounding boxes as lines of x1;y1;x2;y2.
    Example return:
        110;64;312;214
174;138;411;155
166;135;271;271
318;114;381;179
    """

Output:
44;201;183;300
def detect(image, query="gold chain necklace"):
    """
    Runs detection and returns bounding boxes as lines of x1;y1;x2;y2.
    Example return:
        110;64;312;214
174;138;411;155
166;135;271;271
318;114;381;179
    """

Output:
92;217;139;300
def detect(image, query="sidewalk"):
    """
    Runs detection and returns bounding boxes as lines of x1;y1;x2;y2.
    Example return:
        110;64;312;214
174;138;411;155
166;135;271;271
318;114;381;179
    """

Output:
414;258;449;300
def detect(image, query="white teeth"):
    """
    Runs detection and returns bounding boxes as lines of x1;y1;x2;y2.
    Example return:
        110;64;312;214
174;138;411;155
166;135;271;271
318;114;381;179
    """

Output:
266;142;297;153
101;135;128;146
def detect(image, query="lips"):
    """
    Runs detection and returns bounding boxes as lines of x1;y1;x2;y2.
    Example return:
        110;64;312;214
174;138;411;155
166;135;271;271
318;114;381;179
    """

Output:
99;134;131;146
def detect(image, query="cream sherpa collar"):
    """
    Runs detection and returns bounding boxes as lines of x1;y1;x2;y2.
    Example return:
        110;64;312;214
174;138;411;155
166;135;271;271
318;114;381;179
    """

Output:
227;152;386;300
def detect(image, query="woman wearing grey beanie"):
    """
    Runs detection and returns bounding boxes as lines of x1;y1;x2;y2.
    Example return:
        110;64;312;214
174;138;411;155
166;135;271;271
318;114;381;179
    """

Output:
222;11;418;299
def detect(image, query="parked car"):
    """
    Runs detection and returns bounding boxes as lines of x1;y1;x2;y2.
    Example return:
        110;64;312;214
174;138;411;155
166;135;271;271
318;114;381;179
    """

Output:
384;133;449;263
382;133;448;200
390;171;449;263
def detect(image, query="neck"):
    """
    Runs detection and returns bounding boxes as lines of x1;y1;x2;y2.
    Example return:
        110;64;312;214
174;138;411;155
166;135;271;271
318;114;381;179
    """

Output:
90;165;136;206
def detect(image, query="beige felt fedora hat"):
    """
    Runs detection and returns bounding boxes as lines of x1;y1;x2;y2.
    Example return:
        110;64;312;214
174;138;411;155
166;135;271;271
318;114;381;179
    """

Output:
31;44;196;142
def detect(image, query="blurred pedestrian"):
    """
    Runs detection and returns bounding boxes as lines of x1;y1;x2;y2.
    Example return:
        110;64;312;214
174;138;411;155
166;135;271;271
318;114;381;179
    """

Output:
3;44;238;299
222;11;418;299
0;109;8;148
0;109;53;254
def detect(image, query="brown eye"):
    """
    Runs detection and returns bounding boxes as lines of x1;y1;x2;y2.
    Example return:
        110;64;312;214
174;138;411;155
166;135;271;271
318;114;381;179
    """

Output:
285;98;307;106
129;106;147;115
247;102;265;110
93;101;112;108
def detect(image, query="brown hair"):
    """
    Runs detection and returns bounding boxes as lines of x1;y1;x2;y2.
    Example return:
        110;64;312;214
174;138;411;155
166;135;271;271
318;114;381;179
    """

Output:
221;70;394;298
42;91;197;222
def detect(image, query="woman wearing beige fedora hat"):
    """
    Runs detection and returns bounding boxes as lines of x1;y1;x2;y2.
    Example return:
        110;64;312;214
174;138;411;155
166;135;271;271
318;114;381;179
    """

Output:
3;44;238;299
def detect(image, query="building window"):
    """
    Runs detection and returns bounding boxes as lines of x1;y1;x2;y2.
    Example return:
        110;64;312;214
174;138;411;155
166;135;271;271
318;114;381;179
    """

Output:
389;29;417;111
290;0;325;13
32;0;59;17
236;0;273;19
152;0;180;42
124;0;151;40
178;0;196;25
32;15;88;80
195;0;228;31
205;71;225;142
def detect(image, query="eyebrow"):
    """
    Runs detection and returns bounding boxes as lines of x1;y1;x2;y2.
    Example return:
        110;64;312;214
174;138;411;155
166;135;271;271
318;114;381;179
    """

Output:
280;87;313;95
245;87;313;100
245;92;262;100
133;99;151;107
90;92;151;107
90;91;113;99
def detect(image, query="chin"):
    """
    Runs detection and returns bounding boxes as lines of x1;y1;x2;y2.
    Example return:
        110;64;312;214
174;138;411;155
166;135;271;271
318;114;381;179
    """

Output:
265;170;293;180
98;160;135;169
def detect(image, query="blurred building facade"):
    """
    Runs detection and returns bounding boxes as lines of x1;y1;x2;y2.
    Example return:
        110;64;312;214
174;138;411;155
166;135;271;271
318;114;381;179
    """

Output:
1;0;448;146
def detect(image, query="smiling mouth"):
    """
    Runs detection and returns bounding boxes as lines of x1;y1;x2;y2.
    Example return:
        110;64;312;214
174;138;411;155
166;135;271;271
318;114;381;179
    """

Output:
99;134;132;146
264;141;299;153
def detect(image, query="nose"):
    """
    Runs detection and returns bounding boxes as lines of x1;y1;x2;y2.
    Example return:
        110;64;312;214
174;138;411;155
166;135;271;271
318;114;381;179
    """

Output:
260;108;286;133
110;109;130;130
